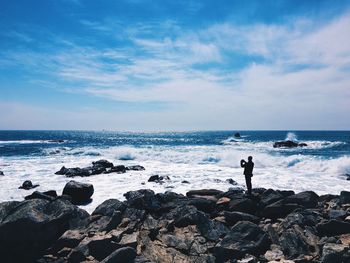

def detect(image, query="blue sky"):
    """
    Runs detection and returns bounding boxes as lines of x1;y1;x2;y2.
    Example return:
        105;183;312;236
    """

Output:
1;0;350;130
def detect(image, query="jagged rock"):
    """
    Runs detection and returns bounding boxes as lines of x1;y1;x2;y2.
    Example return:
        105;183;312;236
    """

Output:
101;247;136;263
92;159;114;168
55;166;91;177
340;191;350;204
187;197;216;214
0;199;89;262
126;165;145;171
18;180;39;190
92;199;126;217
264;245;285;261
279;226;310;258
238;254;257;263
104;165;126;174
148;175;170;183
124;189;160;211
259;189;284;208
186;189;223;197
284;191;319;208
214;221;270;261
328;209;347;220
25;190;58;201
262;200;302;219
62;180;94;205
321;243;349;263
223;211;259;226
228;196;257;214
317;219;350;236
273;140;307;148
166;205;208;227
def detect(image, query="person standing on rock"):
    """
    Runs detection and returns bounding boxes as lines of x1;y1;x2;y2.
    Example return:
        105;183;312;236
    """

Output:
240;156;254;195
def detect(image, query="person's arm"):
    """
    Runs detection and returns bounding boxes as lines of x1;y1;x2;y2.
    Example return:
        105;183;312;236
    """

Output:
240;159;246;167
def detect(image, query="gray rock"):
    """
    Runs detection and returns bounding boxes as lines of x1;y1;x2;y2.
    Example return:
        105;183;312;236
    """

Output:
101;247;136;263
321;243;348;263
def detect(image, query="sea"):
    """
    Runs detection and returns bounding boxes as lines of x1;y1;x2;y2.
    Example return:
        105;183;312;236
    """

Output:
0;130;349;213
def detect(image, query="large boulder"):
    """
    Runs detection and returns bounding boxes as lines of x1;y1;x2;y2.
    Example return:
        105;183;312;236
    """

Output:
284;191;319;208
214;221;270;261
124;189;160;211
340;191;350;204
92;159;114;169
0;199;89;262
317;220;350;236
62;180;94;205
261;200;301;219
321;243;349;263
273;140;307;148
223;211;259;226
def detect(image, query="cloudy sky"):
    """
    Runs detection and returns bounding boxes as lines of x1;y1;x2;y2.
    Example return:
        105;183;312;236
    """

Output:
1;0;350;131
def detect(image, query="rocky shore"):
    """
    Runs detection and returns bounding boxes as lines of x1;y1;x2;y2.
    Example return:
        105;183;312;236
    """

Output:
1;180;349;263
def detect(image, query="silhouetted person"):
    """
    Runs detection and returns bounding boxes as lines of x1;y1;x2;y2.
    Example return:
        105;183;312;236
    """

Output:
241;156;254;195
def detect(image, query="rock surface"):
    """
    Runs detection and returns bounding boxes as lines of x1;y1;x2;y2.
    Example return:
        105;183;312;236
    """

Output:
62;180;94;205
273;140;308;148
0;186;349;263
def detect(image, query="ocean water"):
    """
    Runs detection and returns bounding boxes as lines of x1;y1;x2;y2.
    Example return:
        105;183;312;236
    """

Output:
0;130;349;213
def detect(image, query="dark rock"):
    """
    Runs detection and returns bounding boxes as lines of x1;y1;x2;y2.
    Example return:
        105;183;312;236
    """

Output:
104;165;126;174
226;178;238;185
188;197;216;214
319;194;339;202
234;132;241;138
328;209;347;220
281;210;320;229
0;199;89;262
126;165;145;171
214;221;270;260
0;171;4;176
277;190;295;197
62;180;94;205
124;189;160;211
284;191;319;208
186;189;223;197
321;243;348;263
101;246;136;263
224;211;260;226
18;180;39;190
48;140;65;143
262;200;301;219
55;166;91;177
228;196;256;214
92;159;114;169
165;205;208;227
181;180;190;184
273;140;307;148
92;199;126;217
147;175;169;182
340;191;350;204
317;219;350;236
259;189;284;208
25;190;57;201
279;227;310;258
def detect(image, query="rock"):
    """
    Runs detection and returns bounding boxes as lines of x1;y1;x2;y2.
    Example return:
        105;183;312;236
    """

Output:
126;165;145;171
165;205;208;227
181;180;190;184
228;196;257;214
0;198;89;262
345;216;350;222
317;219;350;236
214;221;270;261
259;189;284;208
273;140;307;148
264;245;284;261
262;200;301;219
284;191;319;208
55;166;91;177
234;132;241;138
321;243;348;263
340;234;350;246
92;159;114;168
62;180;94;205
18;180;39;190
238;254;257;263
186;189;223;197
104;165;126;174
226;178;238;185
217;197;231;205
124;189;160;211
25;190;58;201
279;227;310;258
101;247;136;263
340;191;350;204
328;209;347;220
0;171;4;176
92;199;126;217
188;197;216;214
224;211;259;226
48;140;65;143
147;175;170;183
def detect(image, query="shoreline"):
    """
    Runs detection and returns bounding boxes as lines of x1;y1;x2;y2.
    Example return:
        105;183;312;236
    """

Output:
0;184;349;263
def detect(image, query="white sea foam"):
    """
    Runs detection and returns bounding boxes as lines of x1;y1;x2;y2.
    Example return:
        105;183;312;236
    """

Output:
0;143;349;214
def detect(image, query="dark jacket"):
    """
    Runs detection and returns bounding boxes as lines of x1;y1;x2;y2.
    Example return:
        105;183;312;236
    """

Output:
241;160;254;176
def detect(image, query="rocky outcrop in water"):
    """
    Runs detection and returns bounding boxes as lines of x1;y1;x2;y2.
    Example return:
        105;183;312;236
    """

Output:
1;187;349;262
273;140;308;148
55;160;145;177
18;180;40;190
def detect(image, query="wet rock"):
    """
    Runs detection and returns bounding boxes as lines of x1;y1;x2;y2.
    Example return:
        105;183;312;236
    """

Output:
0;198;89;262
104;165;126;174
224;211;259;226
55;166;91;177
340;191;350;204
124;189;160;211
101;247;136;263
214;221;270;261
18;180;39;190
92;159;114;169
317;219;350;236
92;199;126;217
273;140;307;148
126;165;145;171
181;180;190;184
62;180;94;205
0;171;4;176
25;190;58;201
226;178;238;185
321;243;348;263
148;175;170;183
186;189;223;197
234;132;241;138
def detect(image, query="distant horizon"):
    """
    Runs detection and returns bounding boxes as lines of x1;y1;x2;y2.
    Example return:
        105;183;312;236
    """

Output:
1;0;350;130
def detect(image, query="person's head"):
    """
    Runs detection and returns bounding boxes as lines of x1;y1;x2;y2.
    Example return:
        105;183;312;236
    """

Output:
248;156;253;161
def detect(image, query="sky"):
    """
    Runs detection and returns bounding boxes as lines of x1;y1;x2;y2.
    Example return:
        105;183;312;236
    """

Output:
0;0;350;131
